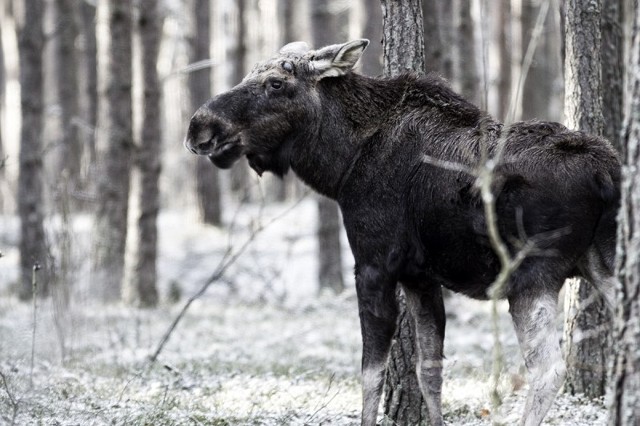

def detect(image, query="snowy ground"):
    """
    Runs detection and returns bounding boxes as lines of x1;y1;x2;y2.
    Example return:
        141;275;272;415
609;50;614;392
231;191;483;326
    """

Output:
0;198;608;425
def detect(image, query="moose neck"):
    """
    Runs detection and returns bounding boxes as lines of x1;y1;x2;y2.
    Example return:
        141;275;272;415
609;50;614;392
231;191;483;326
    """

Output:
289;73;409;199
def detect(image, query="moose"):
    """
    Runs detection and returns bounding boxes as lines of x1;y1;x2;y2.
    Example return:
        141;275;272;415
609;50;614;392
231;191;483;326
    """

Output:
184;39;620;426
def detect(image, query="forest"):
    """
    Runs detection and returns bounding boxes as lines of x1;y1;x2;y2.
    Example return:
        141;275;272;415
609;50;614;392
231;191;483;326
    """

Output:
1;0;639;425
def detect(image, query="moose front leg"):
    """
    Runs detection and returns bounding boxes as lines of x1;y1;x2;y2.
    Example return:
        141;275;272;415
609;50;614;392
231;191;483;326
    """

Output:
355;265;399;426
402;282;446;426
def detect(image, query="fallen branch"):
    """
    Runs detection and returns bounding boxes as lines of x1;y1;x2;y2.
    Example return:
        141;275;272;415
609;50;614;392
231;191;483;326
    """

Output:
149;191;310;363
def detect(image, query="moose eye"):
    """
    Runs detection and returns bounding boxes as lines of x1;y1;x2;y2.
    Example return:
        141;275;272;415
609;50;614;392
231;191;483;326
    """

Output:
270;79;284;90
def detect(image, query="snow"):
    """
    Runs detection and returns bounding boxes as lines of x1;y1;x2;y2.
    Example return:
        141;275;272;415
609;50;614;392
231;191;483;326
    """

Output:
0;198;608;425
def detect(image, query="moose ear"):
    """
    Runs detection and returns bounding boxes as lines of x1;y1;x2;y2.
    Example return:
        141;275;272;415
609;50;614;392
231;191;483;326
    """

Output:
310;39;369;79
279;41;310;55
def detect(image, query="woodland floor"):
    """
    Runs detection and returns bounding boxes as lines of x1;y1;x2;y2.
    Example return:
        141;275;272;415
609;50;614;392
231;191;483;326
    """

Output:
0;199;608;425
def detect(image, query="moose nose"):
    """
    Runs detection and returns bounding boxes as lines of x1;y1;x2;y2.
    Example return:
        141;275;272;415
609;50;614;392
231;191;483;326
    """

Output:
184;127;215;155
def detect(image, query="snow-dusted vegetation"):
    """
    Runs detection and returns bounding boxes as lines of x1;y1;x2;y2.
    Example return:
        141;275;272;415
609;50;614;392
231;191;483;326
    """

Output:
0;199;607;425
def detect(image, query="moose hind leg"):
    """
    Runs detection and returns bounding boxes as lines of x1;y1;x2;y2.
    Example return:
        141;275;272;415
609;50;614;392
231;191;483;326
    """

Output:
402;283;446;426
356;266;399;426
509;290;566;426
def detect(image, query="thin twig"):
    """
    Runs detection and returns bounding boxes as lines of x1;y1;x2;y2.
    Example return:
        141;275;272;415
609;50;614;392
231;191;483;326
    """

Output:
149;191;310;363
0;369;19;425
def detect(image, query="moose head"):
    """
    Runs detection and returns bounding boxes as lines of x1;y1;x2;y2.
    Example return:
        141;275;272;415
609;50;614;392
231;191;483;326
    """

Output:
184;39;369;177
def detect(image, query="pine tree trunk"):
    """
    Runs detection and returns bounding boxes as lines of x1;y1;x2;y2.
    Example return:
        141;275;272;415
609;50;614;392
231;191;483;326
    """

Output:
562;0;612;398
92;0;133;302
127;0;162;308
191;0;222;226
380;0;428;422
311;0;345;295
496;0;512;121
0;11;5;208
609;4;640;422
229;0;251;197
54;0;82;187
317;197;345;293
16;0;49;299
455;0;479;105
600;0;624;153
79;1;98;166
361;0;383;77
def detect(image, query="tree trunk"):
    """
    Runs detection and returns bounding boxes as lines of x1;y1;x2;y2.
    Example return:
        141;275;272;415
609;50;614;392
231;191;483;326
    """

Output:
16;0;49;299
229;0;251;197
54;0;82;187
79;0;98;167
361;0;383;77
380;0;428;422
562;0;611;399
0;9;5;209
92;0;133;302
609;5;640;423
521;0;560;121
311;0;345;295
422;0;444;75
496;0;512;121
455;0;479;105
191;0;222;226
600;0;624;153
126;0;162;308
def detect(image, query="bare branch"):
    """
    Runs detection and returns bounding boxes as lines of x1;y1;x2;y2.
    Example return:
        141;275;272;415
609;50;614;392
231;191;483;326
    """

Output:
149;191;310;363
422;154;477;176
0;369;19;425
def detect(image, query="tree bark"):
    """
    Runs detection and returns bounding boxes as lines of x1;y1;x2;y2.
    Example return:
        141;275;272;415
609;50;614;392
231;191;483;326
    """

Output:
311;0;345;295
380;0;428;422
562;0;612;399
92;0;133;302
191;0;222;226
16;0;50;299
609;5;640;423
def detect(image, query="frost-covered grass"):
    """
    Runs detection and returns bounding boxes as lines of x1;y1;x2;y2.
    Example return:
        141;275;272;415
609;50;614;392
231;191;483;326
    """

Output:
0;199;608;425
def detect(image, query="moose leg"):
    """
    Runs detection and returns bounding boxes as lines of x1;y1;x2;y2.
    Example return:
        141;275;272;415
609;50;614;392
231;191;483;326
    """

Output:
509;289;566;426
356;265;399;426
402;283;446;426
